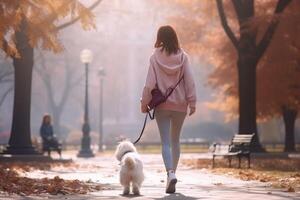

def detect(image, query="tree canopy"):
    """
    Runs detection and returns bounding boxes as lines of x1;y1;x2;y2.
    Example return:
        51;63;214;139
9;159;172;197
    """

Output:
168;0;300;121
0;0;101;57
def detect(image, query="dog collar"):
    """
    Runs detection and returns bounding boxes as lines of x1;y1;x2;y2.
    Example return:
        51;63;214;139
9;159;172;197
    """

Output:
120;150;133;159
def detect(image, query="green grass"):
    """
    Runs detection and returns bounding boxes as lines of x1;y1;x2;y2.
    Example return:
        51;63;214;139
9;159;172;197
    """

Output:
136;144;208;154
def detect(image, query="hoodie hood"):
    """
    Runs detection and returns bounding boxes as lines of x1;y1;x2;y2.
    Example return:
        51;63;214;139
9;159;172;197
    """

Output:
153;48;186;75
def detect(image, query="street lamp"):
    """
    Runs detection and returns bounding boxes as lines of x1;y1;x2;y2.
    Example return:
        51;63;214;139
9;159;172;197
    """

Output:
77;49;94;158
98;67;106;152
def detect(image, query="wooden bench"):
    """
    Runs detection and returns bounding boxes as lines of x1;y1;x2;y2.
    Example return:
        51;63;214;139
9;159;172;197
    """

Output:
211;134;254;168
42;137;62;158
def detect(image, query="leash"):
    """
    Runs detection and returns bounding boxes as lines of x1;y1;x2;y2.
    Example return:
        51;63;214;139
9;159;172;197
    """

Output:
133;67;184;145
133;109;155;145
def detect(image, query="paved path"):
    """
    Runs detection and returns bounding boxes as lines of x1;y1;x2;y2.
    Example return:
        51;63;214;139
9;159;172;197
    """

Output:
1;153;299;200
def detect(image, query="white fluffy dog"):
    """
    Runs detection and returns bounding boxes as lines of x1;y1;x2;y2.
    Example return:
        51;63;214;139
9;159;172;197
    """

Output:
115;141;144;195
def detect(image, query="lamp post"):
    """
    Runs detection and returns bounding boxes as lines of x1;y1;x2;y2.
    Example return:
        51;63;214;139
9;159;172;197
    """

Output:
98;67;105;152
77;49;94;158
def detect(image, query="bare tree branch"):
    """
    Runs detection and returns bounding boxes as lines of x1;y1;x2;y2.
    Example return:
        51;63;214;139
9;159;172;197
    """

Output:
1;39;13;58
0;71;13;82
216;0;239;50
70;73;84;88
0;86;13;107
33;50;47;76
34;50;81;113
231;0;243;24
232;0;254;24
275;0;293;12
56;0;103;30
57;56;72;110
0;79;13;83
33;50;57;111
2;39;9;53
256;0;292;59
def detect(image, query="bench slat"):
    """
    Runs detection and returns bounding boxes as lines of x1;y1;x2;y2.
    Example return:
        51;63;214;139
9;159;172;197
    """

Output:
233;136;253;139
232;134;254;144
232;139;252;142
233;137;253;140
213;152;240;156
232;137;253;140
232;140;252;143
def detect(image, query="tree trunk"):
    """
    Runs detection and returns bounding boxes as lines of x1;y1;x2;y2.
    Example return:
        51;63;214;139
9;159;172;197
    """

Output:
5;19;38;154
282;106;297;152
238;61;256;133
237;57;264;152
52;107;62;139
216;0;291;153
237;30;264;152
43;79;64;139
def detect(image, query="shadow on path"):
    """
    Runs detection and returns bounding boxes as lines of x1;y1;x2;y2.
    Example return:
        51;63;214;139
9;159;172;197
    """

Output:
196;184;297;200
154;193;199;200
120;194;145;199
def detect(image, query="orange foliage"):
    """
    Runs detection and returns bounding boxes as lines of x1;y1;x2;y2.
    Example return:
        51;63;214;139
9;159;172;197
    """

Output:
257;4;300;120
183;158;300;192
0;167;102;195
0;0;97;57
168;0;300;121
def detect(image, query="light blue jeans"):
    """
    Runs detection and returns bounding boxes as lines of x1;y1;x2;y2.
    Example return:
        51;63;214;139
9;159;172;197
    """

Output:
155;109;186;171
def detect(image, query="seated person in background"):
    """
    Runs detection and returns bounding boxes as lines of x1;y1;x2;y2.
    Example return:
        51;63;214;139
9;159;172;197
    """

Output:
40;114;62;157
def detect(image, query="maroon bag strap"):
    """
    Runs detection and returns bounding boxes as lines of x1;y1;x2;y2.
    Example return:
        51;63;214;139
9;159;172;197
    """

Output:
165;67;184;99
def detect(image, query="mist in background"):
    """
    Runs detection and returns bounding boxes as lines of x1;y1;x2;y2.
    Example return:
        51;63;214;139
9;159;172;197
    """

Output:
0;0;298;146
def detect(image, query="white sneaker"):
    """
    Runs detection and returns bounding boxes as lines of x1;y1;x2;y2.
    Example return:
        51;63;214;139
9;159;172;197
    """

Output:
166;170;177;193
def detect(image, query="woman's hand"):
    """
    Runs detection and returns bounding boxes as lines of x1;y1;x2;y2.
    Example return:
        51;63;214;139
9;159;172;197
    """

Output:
189;107;196;116
141;104;148;113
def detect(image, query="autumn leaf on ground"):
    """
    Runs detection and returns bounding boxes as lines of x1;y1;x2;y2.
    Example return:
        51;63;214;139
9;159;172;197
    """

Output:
0;163;103;195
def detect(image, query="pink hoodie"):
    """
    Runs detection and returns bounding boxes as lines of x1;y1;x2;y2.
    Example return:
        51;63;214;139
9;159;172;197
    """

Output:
141;48;197;113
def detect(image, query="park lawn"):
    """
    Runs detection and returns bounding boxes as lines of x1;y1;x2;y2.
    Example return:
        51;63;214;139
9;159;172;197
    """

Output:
182;158;300;193
99;145;208;154
0;161;103;196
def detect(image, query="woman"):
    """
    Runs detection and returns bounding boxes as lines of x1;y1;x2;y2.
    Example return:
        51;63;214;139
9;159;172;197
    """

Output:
40;114;61;157
141;25;196;193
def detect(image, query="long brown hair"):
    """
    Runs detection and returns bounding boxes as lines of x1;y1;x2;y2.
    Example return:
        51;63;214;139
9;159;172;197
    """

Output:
42;114;51;125
154;25;180;55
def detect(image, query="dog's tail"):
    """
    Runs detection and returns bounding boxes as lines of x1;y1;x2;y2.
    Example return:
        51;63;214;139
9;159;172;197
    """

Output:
124;156;135;170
